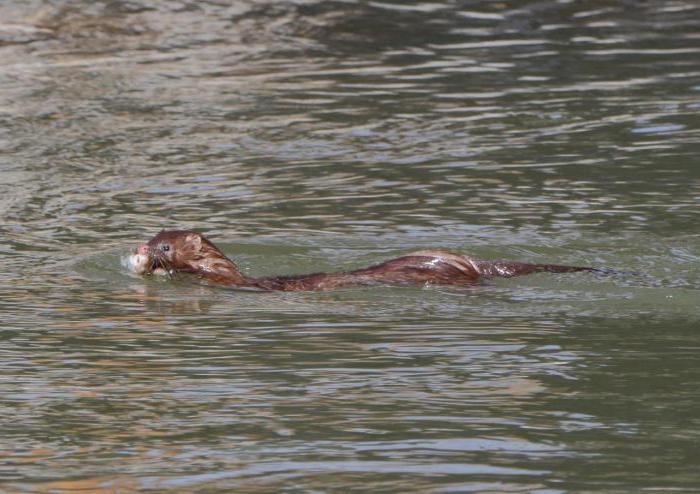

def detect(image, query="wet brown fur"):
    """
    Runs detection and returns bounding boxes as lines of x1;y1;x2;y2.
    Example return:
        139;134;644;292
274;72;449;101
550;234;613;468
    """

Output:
141;230;596;291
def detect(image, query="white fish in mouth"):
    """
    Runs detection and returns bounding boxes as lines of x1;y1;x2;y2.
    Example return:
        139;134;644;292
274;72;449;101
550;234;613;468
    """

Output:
124;245;168;276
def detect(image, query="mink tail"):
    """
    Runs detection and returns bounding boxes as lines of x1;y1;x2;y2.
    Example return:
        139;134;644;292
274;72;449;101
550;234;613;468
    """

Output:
473;260;602;278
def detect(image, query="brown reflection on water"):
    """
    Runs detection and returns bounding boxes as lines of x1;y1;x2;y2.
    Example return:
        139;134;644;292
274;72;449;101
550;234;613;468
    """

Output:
15;476;139;494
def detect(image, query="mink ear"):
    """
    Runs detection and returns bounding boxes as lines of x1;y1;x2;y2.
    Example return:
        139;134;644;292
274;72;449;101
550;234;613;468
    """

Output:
184;232;202;251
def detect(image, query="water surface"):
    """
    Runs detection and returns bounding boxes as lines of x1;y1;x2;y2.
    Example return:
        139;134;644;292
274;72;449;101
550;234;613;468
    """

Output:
1;1;699;492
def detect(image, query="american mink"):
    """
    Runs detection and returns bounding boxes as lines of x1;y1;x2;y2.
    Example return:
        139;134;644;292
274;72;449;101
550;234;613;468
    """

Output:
127;230;598;291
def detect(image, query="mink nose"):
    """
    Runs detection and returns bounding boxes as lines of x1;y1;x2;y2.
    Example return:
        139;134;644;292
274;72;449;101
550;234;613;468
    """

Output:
137;244;149;255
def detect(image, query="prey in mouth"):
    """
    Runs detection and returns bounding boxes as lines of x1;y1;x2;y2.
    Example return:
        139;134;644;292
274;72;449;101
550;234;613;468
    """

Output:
126;242;172;277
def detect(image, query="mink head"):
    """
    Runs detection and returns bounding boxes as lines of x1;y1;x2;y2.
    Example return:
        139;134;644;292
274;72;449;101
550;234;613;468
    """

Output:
144;230;240;279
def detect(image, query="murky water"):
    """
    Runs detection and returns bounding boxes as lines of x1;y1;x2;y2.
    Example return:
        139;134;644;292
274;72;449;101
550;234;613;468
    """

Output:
1;0;699;492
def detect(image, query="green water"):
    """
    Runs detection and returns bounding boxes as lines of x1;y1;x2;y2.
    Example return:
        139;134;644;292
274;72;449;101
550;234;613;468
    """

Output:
1;1;699;492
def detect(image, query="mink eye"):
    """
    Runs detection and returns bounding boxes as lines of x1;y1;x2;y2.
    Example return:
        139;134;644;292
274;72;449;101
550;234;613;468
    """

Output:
161;244;170;252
